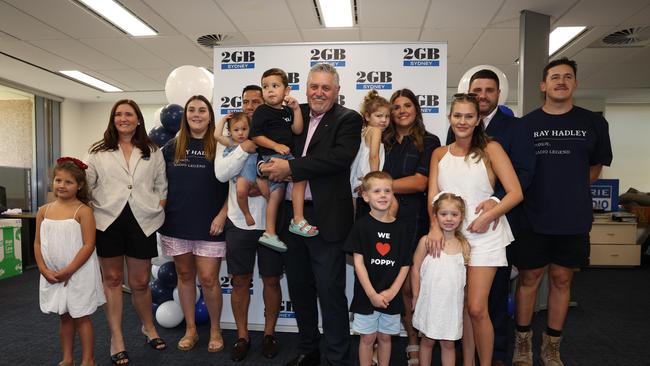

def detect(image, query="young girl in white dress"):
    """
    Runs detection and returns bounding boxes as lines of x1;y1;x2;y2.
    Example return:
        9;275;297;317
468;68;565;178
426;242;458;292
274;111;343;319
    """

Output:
412;192;470;366
34;157;105;366
350;90;391;216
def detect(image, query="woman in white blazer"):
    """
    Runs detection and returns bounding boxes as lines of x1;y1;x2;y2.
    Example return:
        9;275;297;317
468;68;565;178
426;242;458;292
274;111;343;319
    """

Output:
86;99;167;365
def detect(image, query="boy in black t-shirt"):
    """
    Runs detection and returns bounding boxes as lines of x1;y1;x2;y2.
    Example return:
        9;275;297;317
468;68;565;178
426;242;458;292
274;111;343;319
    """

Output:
343;171;411;366
250;68;313;253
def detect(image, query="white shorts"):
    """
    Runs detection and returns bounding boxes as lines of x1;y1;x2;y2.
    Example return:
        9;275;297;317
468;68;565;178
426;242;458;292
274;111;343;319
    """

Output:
469;247;508;267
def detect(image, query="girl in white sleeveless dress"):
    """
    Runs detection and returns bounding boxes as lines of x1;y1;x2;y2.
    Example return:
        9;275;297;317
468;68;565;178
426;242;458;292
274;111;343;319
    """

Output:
412;192;470;366
425;94;523;366
34;157;105;366
350;90;390;210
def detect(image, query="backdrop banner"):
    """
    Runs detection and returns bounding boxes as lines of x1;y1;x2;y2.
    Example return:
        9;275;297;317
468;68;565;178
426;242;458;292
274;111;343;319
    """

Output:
213;42;447;332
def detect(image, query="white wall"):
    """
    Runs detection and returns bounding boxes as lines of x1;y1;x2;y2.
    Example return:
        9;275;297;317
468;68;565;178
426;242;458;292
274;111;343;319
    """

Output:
60;100;164;159
602;103;650;194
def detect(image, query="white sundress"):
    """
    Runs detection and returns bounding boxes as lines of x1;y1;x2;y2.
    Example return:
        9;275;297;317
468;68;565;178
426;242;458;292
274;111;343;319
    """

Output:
412;252;466;340
437;147;514;266
39;204;105;318
349;127;385;198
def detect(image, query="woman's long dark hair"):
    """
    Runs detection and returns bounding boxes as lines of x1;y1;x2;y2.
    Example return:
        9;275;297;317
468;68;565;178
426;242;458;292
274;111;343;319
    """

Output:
89;99;156;158
174;95;217;163
383;88;427;152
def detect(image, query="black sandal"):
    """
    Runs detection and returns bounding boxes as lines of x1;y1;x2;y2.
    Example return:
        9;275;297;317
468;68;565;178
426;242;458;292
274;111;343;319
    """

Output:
146;336;167;350
110;351;129;365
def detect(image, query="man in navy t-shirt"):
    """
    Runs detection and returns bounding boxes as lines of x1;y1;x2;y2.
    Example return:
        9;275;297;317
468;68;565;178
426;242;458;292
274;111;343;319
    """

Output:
512;58;612;366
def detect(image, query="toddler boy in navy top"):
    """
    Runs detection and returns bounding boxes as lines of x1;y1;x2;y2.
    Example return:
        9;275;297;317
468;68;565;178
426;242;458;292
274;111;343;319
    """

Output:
250;68;316;252
343;171;411;366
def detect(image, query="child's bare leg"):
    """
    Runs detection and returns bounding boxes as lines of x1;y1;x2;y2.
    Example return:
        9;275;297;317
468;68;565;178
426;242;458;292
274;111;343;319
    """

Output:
419;336;435;366
359;333;378;366
462;301;476;366
291;181;307;223
74;315;95;365
257;177;270;200
440;340;456;366
376;332;392;366
236;177;255;226
60;313;74;365
265;188;284;236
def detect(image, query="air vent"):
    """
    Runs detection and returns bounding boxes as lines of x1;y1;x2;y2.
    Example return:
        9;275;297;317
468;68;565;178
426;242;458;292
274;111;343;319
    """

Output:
591;27;650;47
197;34;233;48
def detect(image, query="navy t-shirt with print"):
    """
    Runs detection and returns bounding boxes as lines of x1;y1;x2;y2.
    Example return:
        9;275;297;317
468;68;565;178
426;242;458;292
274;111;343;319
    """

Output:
523;106;612;235
250;104;294;156
159;138;228;241
343;215;412;315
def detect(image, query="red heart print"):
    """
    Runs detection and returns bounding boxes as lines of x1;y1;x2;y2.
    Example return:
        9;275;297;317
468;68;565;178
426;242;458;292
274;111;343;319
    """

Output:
376;242;391;256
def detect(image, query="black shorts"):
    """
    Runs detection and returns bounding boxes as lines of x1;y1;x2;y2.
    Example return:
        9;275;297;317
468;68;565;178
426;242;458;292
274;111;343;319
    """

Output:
224;219;284;277
96;203;158;259
511;229;590;269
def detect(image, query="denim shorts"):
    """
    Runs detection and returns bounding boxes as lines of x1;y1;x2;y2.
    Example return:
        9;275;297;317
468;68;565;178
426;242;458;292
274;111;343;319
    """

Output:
352;311;401;335
262;153;294;193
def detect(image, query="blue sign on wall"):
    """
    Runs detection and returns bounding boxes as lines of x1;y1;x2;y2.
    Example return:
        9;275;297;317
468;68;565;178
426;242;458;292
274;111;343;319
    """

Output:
591;179;619;212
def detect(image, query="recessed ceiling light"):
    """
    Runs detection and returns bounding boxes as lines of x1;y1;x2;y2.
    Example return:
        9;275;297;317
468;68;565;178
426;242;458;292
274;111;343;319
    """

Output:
549;26;586;55
317;0;353;28
60;70;123;92
77;0;156;37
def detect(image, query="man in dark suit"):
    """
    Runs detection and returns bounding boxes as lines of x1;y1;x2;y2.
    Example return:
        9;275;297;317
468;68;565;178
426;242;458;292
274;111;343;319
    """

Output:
261;63;362;366
447;69;535;366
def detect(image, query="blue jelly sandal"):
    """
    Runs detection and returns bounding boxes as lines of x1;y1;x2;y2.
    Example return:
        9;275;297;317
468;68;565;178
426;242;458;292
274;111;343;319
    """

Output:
258;232;288;252
288;219;319;237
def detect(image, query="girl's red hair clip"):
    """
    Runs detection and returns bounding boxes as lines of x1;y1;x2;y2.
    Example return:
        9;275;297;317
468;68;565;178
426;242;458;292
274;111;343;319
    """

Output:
57;156;88;170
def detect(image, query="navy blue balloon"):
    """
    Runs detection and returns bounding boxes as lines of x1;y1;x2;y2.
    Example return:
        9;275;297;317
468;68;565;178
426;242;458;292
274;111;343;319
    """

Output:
149;125;174;147
151;279;174;304
498;105;515;117
195;297;209;324
160;104;183;134
157;261;178;288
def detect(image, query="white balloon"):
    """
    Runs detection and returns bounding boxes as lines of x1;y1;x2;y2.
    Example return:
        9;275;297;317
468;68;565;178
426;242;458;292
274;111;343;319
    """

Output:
173;286;201;304
165;65;214;105
151;265;160;280
155;300;184;328
458;65;509;104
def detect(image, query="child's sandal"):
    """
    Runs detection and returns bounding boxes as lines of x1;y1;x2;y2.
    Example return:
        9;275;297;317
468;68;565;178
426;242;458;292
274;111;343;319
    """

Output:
288;219;319;237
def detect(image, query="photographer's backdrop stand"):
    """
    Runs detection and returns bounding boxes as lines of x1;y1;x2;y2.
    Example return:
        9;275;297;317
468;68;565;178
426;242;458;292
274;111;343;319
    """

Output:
212;42;447;332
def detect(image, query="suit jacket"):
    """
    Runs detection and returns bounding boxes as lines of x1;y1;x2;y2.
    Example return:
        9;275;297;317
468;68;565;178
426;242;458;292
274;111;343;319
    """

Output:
288;103;363;242
446;108;535;229
86;147;167;236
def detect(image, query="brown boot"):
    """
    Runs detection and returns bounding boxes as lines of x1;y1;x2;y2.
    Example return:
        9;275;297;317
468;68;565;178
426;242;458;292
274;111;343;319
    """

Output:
512;330;533;366
541;332;564;366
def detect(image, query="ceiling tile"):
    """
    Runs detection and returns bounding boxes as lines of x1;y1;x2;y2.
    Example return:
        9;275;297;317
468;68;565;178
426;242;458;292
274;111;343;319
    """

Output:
134;36;212;68
556;0;649;27
79;38;170;69
5;0;122;38
135;68;174;84
463;28;519;65
358;0;429;27
29;39;126;69
286;0;321;28
572;47;641;64
493;0;575;25
301;28;361;42
141;0;237;37
0;1;67;40
219;0;298;32
621;4;650;26
0;37;83;70
360;28;421;41
94;69;161;91
243;30;303;44
423;0;503;28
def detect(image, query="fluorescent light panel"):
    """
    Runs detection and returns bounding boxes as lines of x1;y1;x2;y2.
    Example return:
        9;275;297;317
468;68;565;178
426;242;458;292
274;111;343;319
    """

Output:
60;70;123;92
317;0;353;28
78;0;156;36
549;26;586;55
